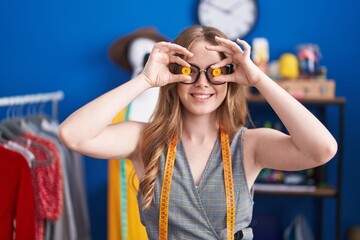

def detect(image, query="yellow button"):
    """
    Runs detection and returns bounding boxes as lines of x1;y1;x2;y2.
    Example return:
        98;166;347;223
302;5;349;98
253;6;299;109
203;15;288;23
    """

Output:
212;68;222;77
181;66;191;75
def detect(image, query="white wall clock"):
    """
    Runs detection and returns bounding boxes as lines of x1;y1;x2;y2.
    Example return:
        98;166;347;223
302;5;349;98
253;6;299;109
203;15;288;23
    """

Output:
198;0;258;40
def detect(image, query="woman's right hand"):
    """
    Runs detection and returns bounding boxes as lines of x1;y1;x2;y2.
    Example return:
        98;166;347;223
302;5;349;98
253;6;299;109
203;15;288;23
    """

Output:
140;41;193;87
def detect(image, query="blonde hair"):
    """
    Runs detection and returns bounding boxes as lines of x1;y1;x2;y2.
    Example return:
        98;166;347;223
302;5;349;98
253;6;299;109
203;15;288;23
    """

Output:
139;25;248;209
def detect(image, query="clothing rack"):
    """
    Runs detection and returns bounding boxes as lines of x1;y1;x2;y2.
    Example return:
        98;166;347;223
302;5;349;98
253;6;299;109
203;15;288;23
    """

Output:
0;91;64;120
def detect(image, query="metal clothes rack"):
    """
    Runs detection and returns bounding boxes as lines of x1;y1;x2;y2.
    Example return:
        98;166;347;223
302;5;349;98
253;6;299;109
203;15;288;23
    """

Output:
0;91;64;120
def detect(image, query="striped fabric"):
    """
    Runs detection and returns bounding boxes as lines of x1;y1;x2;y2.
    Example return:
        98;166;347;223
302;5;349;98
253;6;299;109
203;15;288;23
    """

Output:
138;127;254;240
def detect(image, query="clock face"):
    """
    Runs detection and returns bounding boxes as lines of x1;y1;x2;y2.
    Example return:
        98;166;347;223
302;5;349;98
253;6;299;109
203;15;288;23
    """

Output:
198;0;258;40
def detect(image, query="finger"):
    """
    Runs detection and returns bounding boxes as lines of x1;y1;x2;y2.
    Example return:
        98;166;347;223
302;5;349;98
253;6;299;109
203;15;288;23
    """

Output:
211;74;236;84
215;36;244;53
236;39;251;50
236;38;251;56
168;73;192;84
210;58;233;69
169;55;190;67
155;41;193;58
214;36;233;45
205;45;233;55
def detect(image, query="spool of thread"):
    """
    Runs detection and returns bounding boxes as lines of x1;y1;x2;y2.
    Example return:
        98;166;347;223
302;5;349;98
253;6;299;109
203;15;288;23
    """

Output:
279;53;299;79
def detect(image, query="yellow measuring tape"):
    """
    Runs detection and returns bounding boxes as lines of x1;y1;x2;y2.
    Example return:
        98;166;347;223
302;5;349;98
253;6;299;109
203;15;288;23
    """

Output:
159;126;235;240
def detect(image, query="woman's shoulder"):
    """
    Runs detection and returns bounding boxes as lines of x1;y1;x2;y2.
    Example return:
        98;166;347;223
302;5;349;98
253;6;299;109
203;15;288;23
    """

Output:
242;127;284;155
244;127;280;140
243;127;268;143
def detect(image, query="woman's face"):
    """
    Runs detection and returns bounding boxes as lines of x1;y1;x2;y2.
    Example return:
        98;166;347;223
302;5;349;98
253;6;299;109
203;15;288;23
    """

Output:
177;40;228;117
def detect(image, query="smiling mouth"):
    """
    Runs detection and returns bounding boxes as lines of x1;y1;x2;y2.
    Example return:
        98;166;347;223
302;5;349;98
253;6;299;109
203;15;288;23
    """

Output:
191;94;214;100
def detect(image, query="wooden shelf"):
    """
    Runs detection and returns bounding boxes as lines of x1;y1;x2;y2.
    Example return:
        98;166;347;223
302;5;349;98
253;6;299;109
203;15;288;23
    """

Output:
254;186;337;197
246;95;346;105
247;90;345;240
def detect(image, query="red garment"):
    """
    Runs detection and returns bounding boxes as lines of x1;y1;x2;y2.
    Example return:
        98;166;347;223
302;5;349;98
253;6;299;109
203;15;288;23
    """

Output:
21;133;63;240
0;144;36;240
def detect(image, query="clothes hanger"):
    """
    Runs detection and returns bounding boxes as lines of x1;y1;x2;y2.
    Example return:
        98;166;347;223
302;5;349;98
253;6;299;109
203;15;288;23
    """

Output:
25;102;58;137
0;104;53;166
0;131;8;144
1;103;27;136
24;102;51;129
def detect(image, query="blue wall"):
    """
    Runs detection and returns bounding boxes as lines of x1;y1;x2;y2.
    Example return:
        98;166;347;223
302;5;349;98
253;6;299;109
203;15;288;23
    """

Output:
1;0;359;239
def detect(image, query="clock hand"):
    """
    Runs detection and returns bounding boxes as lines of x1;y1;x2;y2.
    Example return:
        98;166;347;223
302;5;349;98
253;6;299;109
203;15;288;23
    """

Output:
228;1;244;11
225;0;254;14
202;0;231;14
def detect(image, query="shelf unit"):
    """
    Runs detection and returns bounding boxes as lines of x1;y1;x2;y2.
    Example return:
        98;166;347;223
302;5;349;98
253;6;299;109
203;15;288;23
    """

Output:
254;187;336;197
247;96;346;240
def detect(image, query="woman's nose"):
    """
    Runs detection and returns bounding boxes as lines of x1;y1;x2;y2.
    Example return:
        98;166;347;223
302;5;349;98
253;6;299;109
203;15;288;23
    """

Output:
194;71;210;88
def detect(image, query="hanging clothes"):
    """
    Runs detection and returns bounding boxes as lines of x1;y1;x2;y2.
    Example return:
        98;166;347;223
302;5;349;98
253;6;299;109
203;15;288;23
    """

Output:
37;116;91;240
1;118;92;240
10;131;63;240
29;117;92;240
0;91;91;240
0;144;36;240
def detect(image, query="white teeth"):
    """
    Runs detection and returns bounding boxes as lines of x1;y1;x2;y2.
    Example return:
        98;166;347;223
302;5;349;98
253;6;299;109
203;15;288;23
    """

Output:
192;94;211;99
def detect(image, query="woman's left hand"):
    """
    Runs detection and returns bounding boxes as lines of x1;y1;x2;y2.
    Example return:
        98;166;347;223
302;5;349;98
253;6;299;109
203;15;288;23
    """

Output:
206;37;261;86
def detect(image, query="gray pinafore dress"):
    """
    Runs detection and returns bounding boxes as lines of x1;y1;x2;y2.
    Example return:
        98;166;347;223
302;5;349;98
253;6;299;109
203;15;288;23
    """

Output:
138;127;254;240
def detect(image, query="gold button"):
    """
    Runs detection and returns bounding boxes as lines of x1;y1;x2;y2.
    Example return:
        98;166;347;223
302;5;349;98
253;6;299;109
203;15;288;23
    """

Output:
212;68;222;77
181;66;191;75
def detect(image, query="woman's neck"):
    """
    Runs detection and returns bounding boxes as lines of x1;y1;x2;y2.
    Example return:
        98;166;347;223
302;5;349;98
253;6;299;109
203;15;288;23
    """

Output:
181;113;219;144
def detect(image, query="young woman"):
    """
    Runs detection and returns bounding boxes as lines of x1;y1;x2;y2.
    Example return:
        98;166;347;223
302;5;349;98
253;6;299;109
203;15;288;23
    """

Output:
58;25;337;240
